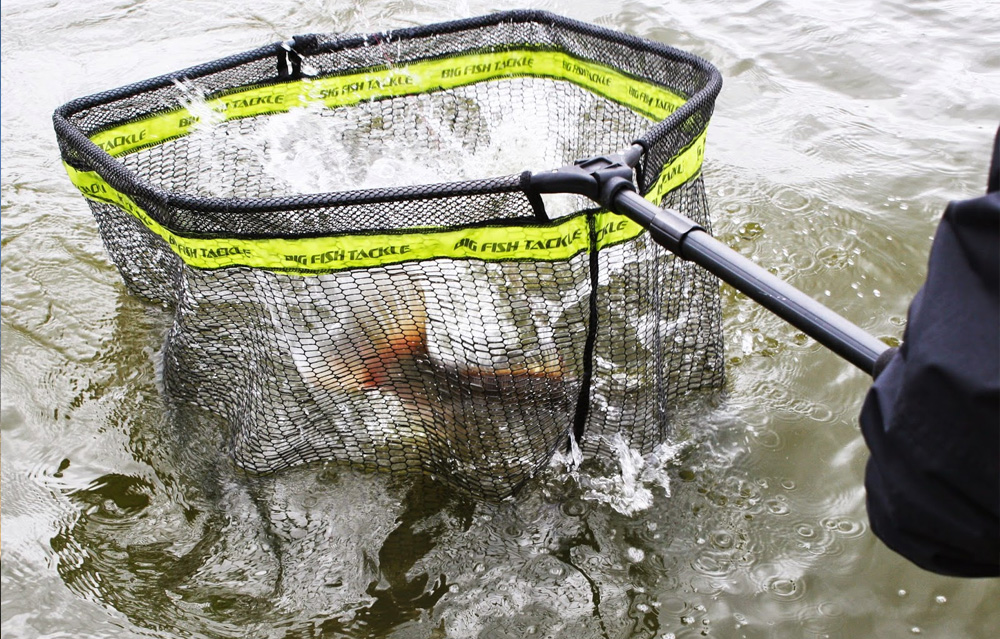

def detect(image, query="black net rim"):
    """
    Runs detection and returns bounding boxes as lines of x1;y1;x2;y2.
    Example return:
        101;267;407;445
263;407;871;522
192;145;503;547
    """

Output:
53;10;722;216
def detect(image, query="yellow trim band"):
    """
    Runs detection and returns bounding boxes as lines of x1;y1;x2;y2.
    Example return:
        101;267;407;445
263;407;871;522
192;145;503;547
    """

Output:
89;49;687;156
70;48;709;274
66;114;705;273
66;164;647;273
647;129;706;203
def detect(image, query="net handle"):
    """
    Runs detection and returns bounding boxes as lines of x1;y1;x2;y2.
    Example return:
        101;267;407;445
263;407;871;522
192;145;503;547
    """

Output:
530;150;890;377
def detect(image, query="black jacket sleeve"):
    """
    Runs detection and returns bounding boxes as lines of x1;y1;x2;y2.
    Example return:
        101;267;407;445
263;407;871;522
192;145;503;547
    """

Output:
858;131;1000;577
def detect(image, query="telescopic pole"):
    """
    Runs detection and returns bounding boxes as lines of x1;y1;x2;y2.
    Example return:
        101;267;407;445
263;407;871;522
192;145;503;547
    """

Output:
611;188;889;375
530;152;891;376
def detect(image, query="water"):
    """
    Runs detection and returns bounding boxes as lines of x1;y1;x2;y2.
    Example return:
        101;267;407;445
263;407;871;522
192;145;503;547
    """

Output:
3;0;999;637
178;89;556;194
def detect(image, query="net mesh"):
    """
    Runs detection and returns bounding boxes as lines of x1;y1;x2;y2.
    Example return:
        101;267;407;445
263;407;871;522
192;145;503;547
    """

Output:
55;11;725;498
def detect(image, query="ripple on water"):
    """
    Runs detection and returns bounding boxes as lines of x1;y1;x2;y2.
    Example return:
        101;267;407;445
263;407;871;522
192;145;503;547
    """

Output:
820;514;867;540
691;550;736;580
787;520;837;557
785;245;818;273
751;427;784;450
560;498;589;518
768;184;813;213
765;574;806;601
48;471;270;637
763;495;791;515
710;528;736;550
799;599;846;635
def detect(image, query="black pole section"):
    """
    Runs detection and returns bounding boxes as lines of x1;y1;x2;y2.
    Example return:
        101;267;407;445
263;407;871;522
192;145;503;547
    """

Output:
612;188;889;375
527;153;890;376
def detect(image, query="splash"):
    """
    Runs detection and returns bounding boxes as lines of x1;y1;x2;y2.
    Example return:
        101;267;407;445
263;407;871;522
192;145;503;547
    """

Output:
555;433;685;516
171;79;589;216
551;431;585;470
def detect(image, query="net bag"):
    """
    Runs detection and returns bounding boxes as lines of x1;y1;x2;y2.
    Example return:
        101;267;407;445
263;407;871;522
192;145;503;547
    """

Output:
54;11;725;499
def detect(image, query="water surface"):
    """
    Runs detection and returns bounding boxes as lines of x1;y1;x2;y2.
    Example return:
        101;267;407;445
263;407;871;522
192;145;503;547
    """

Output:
3;1;999;637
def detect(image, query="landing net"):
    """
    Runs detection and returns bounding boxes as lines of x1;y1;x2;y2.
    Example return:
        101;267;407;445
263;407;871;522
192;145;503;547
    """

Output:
54;11;725;498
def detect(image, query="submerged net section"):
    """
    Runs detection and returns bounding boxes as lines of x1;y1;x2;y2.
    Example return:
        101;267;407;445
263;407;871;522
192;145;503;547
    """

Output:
55;11;725;498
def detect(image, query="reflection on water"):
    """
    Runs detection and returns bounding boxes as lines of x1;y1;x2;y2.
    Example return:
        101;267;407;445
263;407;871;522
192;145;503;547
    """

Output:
4;0;1000;637
36;390;891;638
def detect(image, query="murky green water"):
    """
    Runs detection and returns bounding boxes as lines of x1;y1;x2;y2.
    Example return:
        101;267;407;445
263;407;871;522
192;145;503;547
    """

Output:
2;1;998;637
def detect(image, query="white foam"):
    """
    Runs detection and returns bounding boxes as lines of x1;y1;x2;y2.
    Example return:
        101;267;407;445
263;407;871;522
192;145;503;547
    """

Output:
562;433;684;516
175;80;589;216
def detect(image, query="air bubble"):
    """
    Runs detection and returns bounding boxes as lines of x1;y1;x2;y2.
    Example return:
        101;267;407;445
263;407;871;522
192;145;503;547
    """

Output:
711;531;734;549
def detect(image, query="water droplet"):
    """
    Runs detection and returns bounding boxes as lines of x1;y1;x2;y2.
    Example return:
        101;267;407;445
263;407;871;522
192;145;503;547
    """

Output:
898;589;908;597
910;626;921;634
935;595;947;604
627;547;645;563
